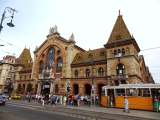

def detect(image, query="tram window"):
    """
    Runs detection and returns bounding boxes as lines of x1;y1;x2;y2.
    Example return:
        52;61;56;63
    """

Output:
126;88;137;97
138;88;150;97
115;89;125;96
101;89;105;96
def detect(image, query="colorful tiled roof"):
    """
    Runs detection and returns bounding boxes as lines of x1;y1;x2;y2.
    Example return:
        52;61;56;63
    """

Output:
18;48;33;71
71;48;106;65
107;13;132;44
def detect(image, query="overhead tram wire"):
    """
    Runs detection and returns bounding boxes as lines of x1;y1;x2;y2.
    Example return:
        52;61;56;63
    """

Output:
0;50;18;57
0;39;23;50
140;47;160;51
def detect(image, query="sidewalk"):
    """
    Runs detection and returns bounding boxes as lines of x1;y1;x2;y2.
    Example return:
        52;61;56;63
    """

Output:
61;105;160;120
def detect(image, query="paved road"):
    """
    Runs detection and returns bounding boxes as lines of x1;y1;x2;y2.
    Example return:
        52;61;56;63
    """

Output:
2;99;159;120
0;103;85;120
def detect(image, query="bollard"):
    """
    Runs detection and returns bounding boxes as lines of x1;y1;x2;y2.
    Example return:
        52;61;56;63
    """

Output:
42;100;44;106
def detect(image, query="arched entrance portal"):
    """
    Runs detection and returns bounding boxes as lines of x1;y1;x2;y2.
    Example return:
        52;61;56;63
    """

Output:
73;84;79;95
85;84;91;95
41;82;50;95
98;83;105;100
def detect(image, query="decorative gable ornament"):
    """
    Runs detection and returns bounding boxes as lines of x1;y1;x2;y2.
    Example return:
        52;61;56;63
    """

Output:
48;25;59;35
68;33;75;43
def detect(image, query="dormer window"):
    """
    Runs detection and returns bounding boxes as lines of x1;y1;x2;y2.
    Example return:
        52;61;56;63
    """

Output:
88;53;93;58
100;51;105;56
78;56;82;60
116;35;121;40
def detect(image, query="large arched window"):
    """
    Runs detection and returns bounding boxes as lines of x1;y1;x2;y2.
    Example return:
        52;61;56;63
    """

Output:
74;70;78;78
56;57;62;73
114;50;117;57
46;47;55;69
122;48;125;56
39;61;44;74
98;68;104;77
116;63;125;75
86;69;90;77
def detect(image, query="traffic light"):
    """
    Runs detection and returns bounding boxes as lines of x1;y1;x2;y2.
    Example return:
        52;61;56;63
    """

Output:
67;87;70;92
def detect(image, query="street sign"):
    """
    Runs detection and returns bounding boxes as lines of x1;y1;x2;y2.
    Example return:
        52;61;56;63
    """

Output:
92;85;94;90
67;83;70;87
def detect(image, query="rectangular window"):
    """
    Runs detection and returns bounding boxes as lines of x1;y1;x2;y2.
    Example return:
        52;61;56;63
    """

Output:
115;89;125;96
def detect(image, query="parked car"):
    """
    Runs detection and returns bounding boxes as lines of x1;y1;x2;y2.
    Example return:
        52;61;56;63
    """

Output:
0;93;8;99
0;95;5;105
10;94;21;99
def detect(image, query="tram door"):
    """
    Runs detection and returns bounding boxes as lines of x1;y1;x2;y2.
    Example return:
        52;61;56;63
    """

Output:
107;89;115;106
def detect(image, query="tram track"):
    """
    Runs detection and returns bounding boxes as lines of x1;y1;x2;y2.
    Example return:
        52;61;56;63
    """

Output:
6;101;157;120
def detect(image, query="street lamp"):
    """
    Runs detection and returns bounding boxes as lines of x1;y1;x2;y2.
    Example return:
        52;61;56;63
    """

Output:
88;56;95;107
0;7;18;33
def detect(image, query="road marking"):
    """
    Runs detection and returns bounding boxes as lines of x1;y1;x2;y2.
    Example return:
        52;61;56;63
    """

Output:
7;102;44;109
8;104;36;110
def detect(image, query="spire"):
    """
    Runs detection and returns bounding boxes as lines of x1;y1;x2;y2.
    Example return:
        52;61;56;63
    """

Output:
107;11;132;44
118;9;120;15
131;33;134;38
68;33;75;43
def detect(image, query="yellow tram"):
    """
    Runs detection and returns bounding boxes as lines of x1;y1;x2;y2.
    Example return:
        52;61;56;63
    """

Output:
101;84;160;111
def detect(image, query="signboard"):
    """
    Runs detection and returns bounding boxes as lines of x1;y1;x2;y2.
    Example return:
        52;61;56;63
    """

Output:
44;85;50;88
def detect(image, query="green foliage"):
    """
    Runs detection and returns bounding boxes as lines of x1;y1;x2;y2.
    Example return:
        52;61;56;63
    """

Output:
7;82;13;91
27;82;33;92
18;84;22;92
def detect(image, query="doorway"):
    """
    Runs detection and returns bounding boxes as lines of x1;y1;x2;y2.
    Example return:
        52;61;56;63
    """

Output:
73;84;79;95
98;83;105;100
85;84;91;95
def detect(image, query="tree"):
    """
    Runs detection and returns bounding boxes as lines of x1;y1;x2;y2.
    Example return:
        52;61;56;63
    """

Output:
27;82;33;93
17;84;22;93
27;82;33;102
7;82;13;92
7;82;13;98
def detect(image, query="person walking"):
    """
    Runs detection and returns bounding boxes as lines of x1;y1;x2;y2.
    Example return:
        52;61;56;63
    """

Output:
77;93;81;107
123;96;130;113
153;96;159;113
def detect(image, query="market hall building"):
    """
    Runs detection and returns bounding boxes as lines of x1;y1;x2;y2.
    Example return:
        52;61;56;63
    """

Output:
31;12;154;97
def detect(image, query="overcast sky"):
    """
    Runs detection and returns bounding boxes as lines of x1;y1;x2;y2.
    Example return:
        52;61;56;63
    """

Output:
0;0;160;83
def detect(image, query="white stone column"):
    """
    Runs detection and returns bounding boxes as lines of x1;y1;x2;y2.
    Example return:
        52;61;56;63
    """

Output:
37;82;41;94
50;82;53;94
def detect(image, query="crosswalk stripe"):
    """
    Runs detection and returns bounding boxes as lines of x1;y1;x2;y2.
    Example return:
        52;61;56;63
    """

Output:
8;104;36;109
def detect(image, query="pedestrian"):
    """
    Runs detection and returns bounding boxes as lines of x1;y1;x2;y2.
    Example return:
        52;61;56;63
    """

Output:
123;96;130;113
26;94;28;102
153;96;159;113
77;93;81;107
59;94;62;105
63;94;67;106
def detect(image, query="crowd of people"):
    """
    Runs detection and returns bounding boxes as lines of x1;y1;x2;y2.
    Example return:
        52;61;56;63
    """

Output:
25;93;101;107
